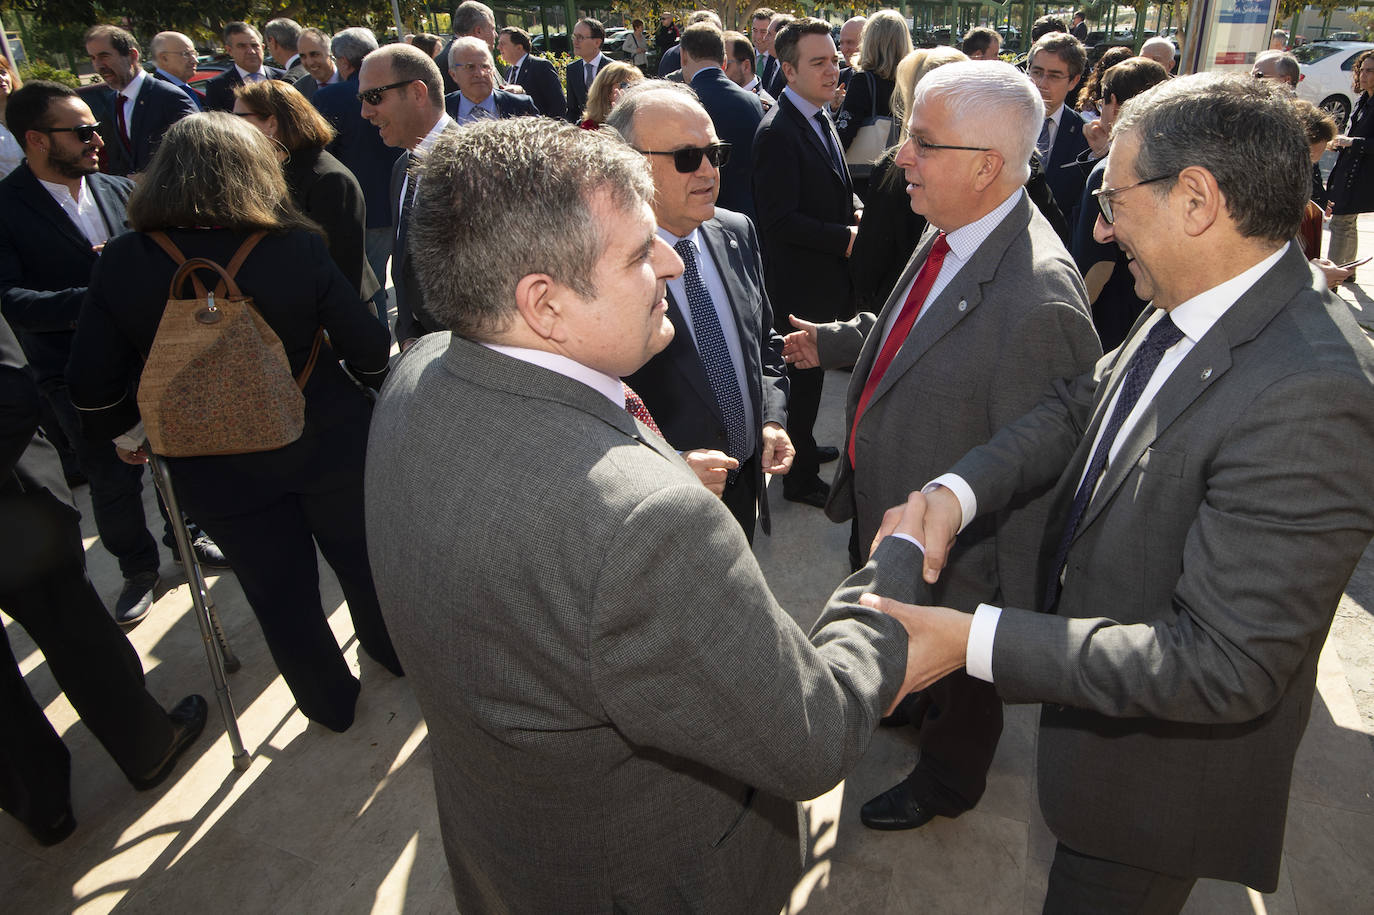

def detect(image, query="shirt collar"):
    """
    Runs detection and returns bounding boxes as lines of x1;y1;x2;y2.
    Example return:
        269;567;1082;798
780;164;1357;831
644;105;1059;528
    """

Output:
942;188;1024;255
413;113;455;156
656;224;702;250
121;68;147;102
743;75;761;92
38;174;87;205
508;52;527;69
482;343;625;408
1046;103;1064;127
153;67;187;88
1165;242;1289;343
458;92;497;119
782;86;822;120
234;63;262;81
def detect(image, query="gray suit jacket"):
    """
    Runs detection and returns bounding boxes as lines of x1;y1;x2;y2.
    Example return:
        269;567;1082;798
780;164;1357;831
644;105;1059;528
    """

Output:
365;333;920;913
816;192;1101;610
948;243;1374;889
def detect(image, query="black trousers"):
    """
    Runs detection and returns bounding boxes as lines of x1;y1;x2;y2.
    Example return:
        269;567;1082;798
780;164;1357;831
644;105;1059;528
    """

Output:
0;495;172;831
782;365;824;490
1044;842;1196;914
721;455;759;544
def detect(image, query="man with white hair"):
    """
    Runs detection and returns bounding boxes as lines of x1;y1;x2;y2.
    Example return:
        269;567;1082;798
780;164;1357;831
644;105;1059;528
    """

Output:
1252;49;1299;86
782;61;1101;832
443;36;538;123
1140;36;1177;74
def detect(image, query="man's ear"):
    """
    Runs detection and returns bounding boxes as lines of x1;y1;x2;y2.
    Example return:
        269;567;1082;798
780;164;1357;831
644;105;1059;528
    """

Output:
1176;164;1222;238
971;149;1005;193
513;273;567;342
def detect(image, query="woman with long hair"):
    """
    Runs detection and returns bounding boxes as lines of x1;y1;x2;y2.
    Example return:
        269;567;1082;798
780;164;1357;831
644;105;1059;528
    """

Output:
233;80;379;302
835;9;912;198
580;60;643;129
67;113;400;733
0;57;24;179
1326;48;1374;280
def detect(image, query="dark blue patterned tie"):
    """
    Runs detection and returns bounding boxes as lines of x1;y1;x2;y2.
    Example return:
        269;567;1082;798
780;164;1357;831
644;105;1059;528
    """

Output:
1044;313;1185;610
814;110;844;175
673;238;748;472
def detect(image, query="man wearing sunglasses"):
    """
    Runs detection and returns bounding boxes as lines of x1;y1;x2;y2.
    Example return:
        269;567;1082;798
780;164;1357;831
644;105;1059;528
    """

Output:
610;84;790;543
360;43;454;349
781;62;1099;836
83;24;196;177
0;81;193;624
866;75;1374;911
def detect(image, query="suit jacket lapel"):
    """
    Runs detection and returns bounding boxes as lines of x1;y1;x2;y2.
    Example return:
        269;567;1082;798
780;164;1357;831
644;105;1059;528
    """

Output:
87;177;127;239
780;95;846;188
12;166;95;254
698;218;763;412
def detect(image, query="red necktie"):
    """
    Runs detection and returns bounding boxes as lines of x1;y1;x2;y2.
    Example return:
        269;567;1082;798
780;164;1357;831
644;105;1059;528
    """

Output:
116;94;132;152
622;382;662;437
848;232;951;468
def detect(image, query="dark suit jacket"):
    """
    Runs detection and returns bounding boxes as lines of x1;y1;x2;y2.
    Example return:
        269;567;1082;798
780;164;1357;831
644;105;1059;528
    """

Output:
949;243;1374;889
314;74;401;231
564;53;608;124
506;54;566;120
284;147;378;300
443;88;539;122
104;77;198;176
656;44;681;78
389;124;459;342
1328;91;1374;214
0;315;71;521
365;331;919;913
292;71;323;101
202;65;288;112
1043;107;1093;226
752;92;857;326
0;164;132;387
625;210;788;534
762;55;788;100
690;68;764;221
153;69;205;110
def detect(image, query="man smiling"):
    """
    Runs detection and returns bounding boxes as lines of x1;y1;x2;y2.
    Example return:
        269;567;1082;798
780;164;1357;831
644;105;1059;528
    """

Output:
84;25;195;175
203;22;287;112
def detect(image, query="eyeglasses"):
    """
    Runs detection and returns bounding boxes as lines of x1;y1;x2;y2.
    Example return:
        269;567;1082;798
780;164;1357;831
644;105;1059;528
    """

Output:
357;79;417;105
636;142;732;173
1027;67;1072;83
912;136;991;156
39;123;102;144
1091;173;1177;224
452;62;494;74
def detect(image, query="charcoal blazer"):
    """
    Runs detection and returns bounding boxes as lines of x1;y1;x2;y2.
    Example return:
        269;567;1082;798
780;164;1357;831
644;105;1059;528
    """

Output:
564;53;608;123
947;243;1374;889
103;77;197;176
202;65;288;112
442;88;539;122
0;164;132;387
690;68;764;220
506;54;566;120
365;331;922;913
388;124;459;343
625;209;788;536
284;146;378;300
1042;108;1092;226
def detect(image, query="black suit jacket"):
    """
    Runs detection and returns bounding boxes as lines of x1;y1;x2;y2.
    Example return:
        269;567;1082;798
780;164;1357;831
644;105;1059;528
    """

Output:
752;93;857;326
1043;108;1093;227
443;88;539;122
0;164;132;386
389;124;459;343
284;147;378;301
564;54;608;123
690;68;764;221
625;210;788;534
507;55;566;120
203;65;288;112
104;77;197;176
762;56;788;100
313;74;401;231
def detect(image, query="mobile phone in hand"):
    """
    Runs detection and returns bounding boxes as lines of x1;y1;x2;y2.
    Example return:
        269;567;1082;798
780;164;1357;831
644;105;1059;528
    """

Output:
1338;256;1372;270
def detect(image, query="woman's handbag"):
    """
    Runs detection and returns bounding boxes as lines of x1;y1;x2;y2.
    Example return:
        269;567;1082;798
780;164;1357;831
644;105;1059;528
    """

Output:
844;71;899;179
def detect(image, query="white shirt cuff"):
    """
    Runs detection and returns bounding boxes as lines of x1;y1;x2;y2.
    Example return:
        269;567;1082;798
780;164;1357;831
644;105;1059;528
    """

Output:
888;532;926;554
113;420;145;453
966;603;1002;683
924;474;976;534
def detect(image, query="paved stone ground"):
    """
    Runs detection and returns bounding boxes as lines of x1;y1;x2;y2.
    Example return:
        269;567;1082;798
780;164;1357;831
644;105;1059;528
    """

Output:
2;222;1373;914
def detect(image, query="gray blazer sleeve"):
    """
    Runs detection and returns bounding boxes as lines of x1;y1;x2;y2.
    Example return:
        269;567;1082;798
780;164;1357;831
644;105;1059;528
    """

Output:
815;311;878;370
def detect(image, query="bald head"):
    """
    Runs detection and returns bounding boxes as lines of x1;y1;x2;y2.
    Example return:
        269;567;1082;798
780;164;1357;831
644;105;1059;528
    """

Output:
839;17;866;63
150;30;197;81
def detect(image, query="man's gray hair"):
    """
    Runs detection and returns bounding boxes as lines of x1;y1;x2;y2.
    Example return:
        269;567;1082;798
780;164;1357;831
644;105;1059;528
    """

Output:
1256;49;1300;85
1112;73;1307;243
910;61;1042;185
332;27;378;70
605;82;702;147
299;27;331;49
453;1;496;35
449;35;494;70
411;118;655;339
264;18;303;52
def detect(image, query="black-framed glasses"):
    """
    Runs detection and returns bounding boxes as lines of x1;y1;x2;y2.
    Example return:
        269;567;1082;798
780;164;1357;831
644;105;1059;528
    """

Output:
357;79;417;105
39;123;102;144
636;142;731;173
913;136;991;156
1091;173;1177;224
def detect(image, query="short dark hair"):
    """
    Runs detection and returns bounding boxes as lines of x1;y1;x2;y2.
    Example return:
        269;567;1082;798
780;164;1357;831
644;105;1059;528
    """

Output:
1029;32;1087;79
1073;11;1086;21
723;31;755;66
1114;74;1308;243
6;80;78;152
680;23;725;65
775;17;832;70
1031;15;1068;41
499;27;532;54
410;33;443;58
961;26;999;57
577;18;606;42
633;19;644;29
1100;57;1168;107
751;8;776;25
83;24;139;57
453;1;495;36
224;22;260;44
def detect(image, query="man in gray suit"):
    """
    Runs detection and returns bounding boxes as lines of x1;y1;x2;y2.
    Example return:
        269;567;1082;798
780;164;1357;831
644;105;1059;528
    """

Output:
365;117;931;913
783;62;1102;832
870;75;1374;910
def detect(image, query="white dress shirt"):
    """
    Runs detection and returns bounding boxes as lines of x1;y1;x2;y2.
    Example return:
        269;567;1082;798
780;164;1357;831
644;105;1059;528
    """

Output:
941;243;1291;682
117;69;148;136
506;53;527;85
656;225;757;449
398;113;456;233
38;176;109;247
483;343;625;409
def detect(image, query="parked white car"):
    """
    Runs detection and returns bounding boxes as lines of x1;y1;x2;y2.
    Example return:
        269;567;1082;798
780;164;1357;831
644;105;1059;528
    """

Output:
1295;40;1374;129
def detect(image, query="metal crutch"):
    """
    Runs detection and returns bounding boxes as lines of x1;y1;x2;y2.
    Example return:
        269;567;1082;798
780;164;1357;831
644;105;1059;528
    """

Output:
146;450;252;771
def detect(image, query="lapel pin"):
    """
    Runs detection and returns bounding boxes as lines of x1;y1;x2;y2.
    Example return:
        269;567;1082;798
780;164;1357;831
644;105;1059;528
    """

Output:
1200;367;1212;380
728;238;738;249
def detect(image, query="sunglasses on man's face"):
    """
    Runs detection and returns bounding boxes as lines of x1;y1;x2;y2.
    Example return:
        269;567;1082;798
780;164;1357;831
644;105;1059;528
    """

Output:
636;142;732;173
39;123;102;144
357;79;417;105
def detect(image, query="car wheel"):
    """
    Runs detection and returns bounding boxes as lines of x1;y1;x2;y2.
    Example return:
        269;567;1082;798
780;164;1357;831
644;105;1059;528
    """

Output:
1322;94;1352;131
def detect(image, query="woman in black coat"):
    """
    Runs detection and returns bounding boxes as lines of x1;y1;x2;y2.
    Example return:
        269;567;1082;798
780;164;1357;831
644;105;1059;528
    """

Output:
835;11;911;203
67;113;399;733
233;80;380;303
1326;49;1374;274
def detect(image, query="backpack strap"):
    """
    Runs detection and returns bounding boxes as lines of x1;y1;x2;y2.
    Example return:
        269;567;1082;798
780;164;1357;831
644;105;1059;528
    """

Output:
295;327;326;390
150;230;267;299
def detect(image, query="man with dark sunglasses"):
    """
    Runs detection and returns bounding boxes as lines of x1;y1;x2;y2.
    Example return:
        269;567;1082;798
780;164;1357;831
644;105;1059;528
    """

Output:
610;84;792;543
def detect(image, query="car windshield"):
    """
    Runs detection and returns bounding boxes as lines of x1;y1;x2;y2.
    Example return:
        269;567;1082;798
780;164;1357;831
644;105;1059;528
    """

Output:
1294;44;1341;64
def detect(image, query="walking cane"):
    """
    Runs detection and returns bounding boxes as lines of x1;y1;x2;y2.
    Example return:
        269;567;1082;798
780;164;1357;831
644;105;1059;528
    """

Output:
146;450;252;771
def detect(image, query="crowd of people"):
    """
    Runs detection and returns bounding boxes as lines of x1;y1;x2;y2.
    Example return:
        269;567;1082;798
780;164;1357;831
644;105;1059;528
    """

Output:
1;5;1373;914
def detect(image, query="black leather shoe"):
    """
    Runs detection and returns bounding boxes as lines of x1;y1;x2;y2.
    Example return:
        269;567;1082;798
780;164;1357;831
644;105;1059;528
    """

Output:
26;806;77;846
783;478;830;508
860;781;937;831
131;694;208;791
189;535;231;570
816;445;840;464
115;571;159;627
